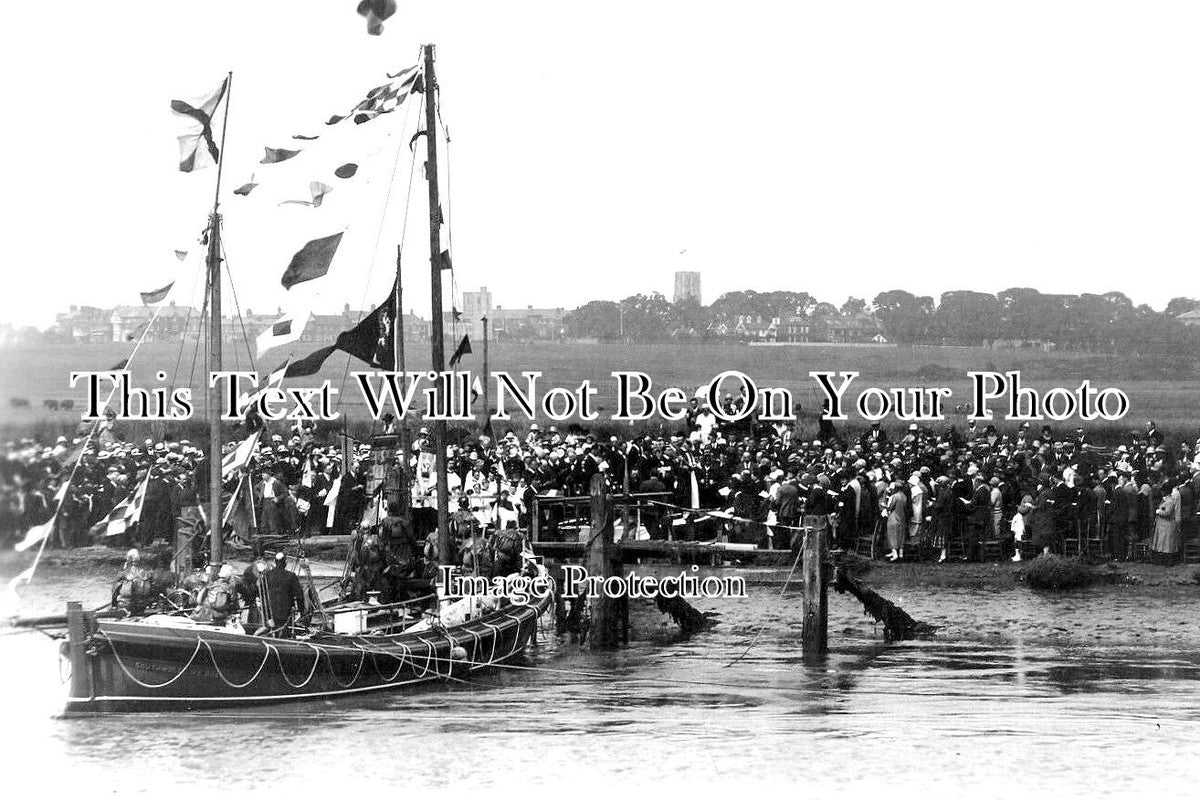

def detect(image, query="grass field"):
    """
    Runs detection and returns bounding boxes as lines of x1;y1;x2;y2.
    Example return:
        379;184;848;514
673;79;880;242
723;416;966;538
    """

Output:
2;340;1198;443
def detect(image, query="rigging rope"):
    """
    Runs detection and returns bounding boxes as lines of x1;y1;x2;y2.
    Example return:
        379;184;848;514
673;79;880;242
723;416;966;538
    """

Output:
13;291;176;586
220;237;257;373
166;248;208;401
333;59;423;420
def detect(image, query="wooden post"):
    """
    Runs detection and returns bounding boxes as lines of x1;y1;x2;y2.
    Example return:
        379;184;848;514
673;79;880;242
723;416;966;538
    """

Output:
66;601;93;708
801;525;828;659
587;473;624;649
174;526;192;575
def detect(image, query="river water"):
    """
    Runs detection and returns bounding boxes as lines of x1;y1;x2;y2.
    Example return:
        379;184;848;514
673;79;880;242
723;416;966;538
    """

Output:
2;572;1199;796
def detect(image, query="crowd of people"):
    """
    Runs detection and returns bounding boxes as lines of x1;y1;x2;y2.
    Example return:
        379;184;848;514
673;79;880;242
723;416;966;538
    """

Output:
5;396;1200;569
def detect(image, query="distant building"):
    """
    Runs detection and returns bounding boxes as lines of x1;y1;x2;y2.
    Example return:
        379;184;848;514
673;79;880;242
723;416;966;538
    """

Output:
109;301;201;343
673;271;701;305
491;304;566;340
733;314;780;341
458;286;565;341
783;312;883;343
54;305;112;343
460;286;493;341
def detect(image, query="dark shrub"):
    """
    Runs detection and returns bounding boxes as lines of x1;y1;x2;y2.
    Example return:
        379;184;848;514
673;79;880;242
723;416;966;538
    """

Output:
1024;554;1093;591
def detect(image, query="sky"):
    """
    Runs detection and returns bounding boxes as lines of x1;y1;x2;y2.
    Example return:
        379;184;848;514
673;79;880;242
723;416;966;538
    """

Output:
3;1;1200;328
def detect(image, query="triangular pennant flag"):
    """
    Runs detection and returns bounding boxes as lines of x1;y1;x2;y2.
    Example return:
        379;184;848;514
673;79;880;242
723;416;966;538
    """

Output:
125;320;150;342
102;472;151;538
171;77;229;173
109;358;129;371
324;476;341;528
140;282;174;305
470;376;484;404
14;519;54;553
221;431;261;481
440;249;452;270
238;363;290;415
286;345;337;378
279;181;333;208
224;474;258;544
3;563;37;608
281;232;344;289
261;147;301;164
448;335;472;368
452;308;462;321
327;63;420;126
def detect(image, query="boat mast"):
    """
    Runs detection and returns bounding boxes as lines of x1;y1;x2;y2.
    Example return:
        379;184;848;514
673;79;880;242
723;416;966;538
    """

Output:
394;245;411;512
422;44;452;565
208;72;232;568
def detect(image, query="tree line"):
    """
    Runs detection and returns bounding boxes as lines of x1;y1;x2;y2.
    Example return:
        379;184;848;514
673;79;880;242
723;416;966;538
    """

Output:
563;288;1200;354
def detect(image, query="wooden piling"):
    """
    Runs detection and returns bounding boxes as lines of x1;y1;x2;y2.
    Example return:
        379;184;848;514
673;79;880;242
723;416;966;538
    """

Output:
801;525;828;659
66;601;93;708
587;473;625;649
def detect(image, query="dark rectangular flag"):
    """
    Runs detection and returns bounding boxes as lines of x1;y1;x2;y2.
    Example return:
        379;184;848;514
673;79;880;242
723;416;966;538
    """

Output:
172;77;229;173
334;280;398;369
281;232;344;289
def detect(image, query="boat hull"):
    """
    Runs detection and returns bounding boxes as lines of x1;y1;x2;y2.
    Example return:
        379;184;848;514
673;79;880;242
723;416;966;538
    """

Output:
64;595;548;713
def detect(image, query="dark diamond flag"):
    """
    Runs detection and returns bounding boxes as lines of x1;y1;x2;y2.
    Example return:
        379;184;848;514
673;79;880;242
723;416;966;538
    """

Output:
449;335;472;367
281;232;344;289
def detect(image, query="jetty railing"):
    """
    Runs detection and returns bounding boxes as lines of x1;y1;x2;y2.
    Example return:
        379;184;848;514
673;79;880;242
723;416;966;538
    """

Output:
529;491;674;543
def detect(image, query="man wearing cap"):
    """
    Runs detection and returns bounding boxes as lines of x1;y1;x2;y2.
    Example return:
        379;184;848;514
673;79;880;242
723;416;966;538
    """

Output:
260;552;307;636
255;465;294;540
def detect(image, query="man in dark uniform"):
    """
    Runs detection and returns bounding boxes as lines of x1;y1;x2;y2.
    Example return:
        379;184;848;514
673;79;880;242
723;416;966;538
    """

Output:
637;468;668;540
381;501;420;579
260;552;306;636
775;474;801;550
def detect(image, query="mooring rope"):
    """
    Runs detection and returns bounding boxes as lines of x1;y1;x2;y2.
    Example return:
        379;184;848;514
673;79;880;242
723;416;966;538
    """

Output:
268;642;322;689
202;639;272;689
722;544;804;669
102;633;205;690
